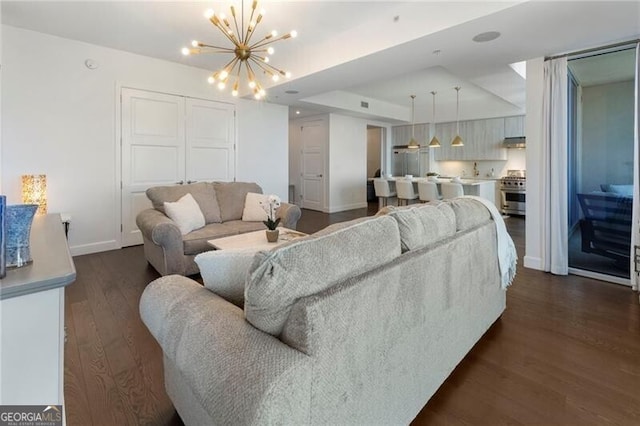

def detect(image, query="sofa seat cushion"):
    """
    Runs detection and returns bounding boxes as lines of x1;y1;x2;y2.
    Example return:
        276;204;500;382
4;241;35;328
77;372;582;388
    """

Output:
146;182;222;224
183;221;266;255
214;182;263;222
387;203;456;252
244;215;402;336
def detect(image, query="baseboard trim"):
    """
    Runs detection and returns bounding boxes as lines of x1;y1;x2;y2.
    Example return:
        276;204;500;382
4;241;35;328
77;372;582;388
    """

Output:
70;240;119;256
326;202;368;213
523;255;543;270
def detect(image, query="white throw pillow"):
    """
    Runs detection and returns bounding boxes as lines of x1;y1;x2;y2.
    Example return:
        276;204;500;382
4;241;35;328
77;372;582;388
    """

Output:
242;192;269;222
163;193;205;235
195;248;258;307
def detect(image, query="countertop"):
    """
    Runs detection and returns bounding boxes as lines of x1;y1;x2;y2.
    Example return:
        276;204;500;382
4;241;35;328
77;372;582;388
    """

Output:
0;213;76;300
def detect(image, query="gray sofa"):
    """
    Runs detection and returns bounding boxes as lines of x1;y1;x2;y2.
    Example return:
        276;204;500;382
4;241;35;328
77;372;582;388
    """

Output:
140;198;516;425
136;181;301;276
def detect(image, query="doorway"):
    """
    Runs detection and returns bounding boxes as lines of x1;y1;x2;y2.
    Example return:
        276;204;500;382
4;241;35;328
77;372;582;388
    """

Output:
366;126;383;203
567;47;636;282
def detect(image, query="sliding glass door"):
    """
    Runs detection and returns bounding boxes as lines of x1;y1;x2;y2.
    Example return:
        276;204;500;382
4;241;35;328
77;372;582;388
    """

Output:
567;47;637;282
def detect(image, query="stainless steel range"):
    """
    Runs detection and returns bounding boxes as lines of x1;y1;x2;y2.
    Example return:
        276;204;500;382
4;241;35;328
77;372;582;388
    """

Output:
500;170;526;216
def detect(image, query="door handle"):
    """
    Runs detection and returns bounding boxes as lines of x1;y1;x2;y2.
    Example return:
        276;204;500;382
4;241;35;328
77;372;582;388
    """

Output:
176;180;184;185
317;174;323;178
187;180;198;184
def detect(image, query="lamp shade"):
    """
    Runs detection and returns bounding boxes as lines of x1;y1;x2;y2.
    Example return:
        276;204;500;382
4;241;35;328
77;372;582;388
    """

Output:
21;174;47;215
451;135;464;147
428;136;441;148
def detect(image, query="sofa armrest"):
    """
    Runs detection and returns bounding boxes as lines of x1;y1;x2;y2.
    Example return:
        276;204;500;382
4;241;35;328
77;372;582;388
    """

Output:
140;275;312;424
136;208;182;248
277;202;302;229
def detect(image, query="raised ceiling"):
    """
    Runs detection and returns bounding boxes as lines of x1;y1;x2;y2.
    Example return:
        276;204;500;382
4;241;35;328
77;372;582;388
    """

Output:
2;1;639;124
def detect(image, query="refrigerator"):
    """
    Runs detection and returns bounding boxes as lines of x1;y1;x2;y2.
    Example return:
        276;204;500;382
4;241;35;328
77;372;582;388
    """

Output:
392;148;424;176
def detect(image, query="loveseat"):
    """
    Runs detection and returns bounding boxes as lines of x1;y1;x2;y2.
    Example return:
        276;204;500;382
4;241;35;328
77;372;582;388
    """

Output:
136;181;301;276
140;197;517;425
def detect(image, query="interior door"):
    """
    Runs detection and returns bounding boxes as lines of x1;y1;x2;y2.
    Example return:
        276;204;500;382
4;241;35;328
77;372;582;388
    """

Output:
186;98;235;183
121;88;185;246
301;120;326;211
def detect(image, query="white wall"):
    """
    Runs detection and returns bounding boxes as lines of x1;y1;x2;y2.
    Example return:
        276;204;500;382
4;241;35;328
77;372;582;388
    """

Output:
2;26;288;255
524;57;545;270
236;99;289;199
328;114;368;212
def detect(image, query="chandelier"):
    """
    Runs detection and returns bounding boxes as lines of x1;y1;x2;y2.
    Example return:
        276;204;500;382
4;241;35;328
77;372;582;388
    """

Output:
182;1;297;100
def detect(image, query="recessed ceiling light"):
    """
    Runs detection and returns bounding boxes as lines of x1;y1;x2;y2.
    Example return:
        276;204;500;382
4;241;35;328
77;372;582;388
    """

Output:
285;90;299;94
472;31;501;43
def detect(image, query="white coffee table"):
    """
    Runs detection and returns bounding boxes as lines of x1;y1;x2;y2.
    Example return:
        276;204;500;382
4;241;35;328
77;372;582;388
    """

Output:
207;228;306;251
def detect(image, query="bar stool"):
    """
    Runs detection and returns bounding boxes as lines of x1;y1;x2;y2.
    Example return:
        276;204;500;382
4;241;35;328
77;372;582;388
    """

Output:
440;182;464;199
396;179;419;206
418;181;440;202
373;178;396;207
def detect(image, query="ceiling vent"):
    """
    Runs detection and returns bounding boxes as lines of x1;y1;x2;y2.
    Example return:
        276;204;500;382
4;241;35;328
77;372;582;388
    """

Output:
360;101;369;109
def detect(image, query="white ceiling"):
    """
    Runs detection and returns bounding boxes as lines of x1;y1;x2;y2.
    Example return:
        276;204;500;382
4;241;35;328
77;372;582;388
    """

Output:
2;1;639;124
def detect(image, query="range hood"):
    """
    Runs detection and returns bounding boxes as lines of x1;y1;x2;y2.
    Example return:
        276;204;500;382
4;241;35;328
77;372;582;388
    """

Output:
503;136;526;149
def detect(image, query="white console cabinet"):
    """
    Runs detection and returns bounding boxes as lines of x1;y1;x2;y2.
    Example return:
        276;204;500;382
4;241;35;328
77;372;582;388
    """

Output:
0;214;76;408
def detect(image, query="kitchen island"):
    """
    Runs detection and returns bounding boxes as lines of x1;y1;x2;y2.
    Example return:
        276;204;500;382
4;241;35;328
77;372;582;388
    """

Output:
378;177;498;208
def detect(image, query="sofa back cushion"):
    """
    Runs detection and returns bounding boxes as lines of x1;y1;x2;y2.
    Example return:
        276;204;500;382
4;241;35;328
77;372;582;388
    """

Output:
146;182;222;224
214;182;263;222
387;203;456;252
244;215;401;336
445;198;492;231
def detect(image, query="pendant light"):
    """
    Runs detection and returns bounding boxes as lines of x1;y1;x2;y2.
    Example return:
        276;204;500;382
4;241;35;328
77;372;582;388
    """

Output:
428;91;441;148
407;94;419;149
451;86;464;147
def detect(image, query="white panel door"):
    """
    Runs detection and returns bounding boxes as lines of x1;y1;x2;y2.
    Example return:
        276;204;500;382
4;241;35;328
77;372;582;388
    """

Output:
186;98;235;183
301;120;326;211
121;88;185;246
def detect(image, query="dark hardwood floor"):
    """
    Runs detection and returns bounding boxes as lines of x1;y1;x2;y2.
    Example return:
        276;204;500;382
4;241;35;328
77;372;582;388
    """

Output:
64;206;640;425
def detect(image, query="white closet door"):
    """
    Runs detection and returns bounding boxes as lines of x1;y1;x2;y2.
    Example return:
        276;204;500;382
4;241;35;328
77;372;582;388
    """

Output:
185;98;235;183
121;88;185;247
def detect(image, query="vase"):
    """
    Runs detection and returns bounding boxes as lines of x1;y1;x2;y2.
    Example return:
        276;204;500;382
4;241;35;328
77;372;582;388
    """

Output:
6;204;38;268
266;229;279;243
0;196;5;278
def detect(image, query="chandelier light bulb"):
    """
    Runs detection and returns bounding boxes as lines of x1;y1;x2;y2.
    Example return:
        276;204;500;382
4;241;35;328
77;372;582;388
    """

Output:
249;80;256;89
217;81;226;90
271;30;278;37
204;9;214;19
267;47;275;55
219;70;229;80
192;40;200;47
264;57;270;63
207;76;215;84
232;81;239;97
290;30;298;38
272;74;279;82
181;47;190;56
285;71;291;78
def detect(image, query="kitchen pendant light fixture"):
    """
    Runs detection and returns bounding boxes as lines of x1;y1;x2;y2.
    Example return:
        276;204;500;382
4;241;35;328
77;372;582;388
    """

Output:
408;94;420;149
182;1;297;100
428;91;441;148
451;86;464;147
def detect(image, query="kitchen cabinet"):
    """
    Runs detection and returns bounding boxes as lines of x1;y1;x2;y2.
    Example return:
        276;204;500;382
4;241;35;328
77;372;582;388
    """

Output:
392;123;428;148
432;118;506;161
504;115;525;137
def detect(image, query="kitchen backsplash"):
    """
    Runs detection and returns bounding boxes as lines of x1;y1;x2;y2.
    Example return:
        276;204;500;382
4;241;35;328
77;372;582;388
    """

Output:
434;149;526;178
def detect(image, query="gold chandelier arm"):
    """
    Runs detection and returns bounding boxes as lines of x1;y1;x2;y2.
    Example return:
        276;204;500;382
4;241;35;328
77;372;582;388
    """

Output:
209;16;239;45
250;33;294;50
196;43;236;53
230;5;242;44
249;56;285;76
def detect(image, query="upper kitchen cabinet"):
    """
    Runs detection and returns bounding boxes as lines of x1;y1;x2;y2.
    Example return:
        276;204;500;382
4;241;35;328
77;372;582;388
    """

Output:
392;123;428;147
504;115;526;138
432;118;506;161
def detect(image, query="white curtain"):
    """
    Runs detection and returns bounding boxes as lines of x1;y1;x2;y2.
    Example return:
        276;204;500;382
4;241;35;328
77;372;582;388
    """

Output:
542;57;569;275
631;43;640;296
